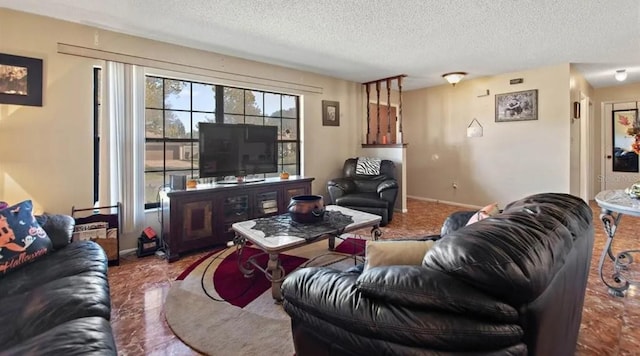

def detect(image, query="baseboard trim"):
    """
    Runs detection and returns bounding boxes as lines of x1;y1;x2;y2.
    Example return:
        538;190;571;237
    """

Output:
407;195;481;210
120;248;137;256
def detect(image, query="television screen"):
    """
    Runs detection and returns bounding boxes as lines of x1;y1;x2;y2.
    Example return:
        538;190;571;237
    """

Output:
199;123;278;178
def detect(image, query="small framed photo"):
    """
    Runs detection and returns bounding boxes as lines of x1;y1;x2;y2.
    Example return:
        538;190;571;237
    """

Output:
495;89;538;122
322;100;340;126
0;53;43;107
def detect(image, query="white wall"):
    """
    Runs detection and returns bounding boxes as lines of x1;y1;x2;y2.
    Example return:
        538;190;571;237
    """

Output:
403;64;572;208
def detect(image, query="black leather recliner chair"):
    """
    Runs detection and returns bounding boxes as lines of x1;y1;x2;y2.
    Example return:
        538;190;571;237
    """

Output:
282;193;594;355
327;158;398;226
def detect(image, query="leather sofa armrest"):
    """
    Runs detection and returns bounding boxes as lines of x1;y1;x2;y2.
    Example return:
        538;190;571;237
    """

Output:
440;210;477;236
356;265;518;323
35;214;75;250
327;177;356;193
282;267;523;352
376;179;398;194
327;177;356;204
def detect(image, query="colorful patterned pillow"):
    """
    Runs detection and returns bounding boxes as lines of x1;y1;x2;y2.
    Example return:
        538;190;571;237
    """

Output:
0;200;52;275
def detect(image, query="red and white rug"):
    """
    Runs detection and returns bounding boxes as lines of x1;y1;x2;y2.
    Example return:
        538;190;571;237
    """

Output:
165;236;367;355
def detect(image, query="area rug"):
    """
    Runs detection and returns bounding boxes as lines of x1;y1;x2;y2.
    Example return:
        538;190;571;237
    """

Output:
164;236;367;356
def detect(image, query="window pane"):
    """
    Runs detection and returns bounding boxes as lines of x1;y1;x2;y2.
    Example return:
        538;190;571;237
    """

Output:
165;142;195;170
164;80;191;110
166;169;196;179
145;109;163;138
192;83;215;112
265;118;281;139
145;172;165;205
265;93;281;117
224;114;244;124
246;90;263;115
282;164;298;175
282;95;297;118
223;87;244;114
245;116;263;126
145;142;164;171
193;112;215;139
280;142;297;165
282;118;298;140
145;77;163;109
142;75;300;210
165;111;191;139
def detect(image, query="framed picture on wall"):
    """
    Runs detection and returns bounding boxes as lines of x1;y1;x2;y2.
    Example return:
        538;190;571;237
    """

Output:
0;53;43;107
495;89;538;122
322;100;340;126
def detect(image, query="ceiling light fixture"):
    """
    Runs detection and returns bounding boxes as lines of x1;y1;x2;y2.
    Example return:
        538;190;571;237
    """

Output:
442;72;467;86
615;69;627;82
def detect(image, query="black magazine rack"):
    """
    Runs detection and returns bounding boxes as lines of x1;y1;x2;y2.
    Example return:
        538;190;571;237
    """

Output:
71;203;121;266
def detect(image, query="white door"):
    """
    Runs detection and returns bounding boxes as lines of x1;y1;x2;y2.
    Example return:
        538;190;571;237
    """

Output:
603;101;640;191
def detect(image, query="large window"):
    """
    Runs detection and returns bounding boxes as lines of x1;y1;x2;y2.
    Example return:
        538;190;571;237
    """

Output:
144;76;300;208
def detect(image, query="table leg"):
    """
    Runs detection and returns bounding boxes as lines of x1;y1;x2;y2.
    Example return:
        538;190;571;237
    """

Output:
371;225;382;240
598;209;629;297
235;236;255;278
266;253;286;302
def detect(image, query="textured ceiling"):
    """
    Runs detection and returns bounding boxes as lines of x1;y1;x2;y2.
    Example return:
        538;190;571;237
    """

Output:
2;0;639;90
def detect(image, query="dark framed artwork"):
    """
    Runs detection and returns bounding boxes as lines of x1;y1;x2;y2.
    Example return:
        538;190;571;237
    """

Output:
495;89;538;122
322;100;340;126
0;53;43;107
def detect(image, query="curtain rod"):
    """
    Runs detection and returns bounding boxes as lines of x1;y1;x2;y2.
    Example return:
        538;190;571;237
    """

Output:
57;43;324;94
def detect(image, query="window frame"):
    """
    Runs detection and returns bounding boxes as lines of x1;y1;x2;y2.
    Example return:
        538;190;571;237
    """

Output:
143;76;300;209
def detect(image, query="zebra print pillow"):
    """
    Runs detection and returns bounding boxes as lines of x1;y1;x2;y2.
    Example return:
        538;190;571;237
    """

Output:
356;157;382;175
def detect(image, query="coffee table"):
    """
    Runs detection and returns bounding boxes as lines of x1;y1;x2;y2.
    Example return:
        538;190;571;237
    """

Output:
231;205;382;301
595;189;640;297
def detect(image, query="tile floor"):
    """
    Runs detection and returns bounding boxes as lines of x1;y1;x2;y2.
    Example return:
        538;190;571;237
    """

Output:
108;199;640;355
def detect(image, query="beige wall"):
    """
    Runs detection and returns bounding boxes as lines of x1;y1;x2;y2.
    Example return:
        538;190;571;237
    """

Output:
403;64;571;208
0;9;363;209
0;9;363;249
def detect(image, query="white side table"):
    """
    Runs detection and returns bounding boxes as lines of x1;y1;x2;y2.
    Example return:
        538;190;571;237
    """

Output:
594;189;640;297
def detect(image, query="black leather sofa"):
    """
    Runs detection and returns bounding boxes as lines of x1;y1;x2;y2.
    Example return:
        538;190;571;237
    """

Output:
282;193;594;355
327;158;398;226
0;214;117;355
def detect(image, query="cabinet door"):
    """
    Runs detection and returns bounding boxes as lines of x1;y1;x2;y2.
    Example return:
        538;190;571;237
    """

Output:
182;201;213;241
221;194;250;223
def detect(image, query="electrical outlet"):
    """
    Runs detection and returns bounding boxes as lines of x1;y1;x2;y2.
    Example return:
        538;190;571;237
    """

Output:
452;182;458;189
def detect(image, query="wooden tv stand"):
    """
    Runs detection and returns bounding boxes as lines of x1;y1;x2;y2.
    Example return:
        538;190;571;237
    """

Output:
161;176;314;262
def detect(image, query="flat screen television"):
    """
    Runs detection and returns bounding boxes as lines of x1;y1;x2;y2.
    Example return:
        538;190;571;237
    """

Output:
198;123;278;179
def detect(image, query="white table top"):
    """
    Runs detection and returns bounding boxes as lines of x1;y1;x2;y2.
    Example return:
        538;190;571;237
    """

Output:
595;189;640;217
232;205;381;252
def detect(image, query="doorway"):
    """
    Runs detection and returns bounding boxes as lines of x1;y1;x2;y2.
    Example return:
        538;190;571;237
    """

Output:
601;101;640;191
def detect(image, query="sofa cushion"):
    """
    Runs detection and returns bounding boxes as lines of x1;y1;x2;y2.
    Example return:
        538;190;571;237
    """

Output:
335;193;389;208
0;200;52;276
0;317;116;356
364;240;434;271
0;272;111;348
0;240;107;298
35;214;74;250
